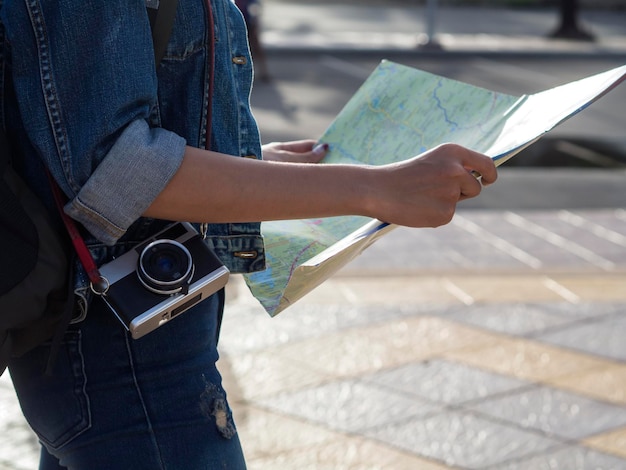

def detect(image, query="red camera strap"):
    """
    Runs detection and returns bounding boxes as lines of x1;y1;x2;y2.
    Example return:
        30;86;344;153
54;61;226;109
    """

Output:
205;0;215;150
47;173;106;292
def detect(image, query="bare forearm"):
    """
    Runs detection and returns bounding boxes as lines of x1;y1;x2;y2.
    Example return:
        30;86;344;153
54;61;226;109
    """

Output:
144;142;498;229
144;146;374;223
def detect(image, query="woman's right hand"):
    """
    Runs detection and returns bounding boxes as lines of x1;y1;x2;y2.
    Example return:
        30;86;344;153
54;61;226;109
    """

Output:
364;143;497;228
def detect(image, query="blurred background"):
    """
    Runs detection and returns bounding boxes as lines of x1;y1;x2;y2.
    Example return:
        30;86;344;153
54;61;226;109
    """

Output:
251;0;626;169
2;1;626;469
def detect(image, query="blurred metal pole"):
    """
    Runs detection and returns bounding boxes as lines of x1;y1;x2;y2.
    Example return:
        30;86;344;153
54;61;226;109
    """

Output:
549;0;594;41
418;0;443;50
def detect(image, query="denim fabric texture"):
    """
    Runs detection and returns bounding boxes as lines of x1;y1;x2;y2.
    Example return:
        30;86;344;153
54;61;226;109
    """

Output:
0;0;265;274
1;0;265;467
10;291;247;469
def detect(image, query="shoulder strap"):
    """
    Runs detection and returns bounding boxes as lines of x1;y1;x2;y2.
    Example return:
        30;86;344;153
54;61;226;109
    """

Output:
0;129;9;173
147;0;179;67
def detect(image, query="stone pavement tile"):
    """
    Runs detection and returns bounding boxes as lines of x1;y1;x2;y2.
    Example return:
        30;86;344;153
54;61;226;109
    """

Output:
442;337;617;383
436;275;565;304
440;210;626;273
563;211;626;265
496;212;622;270
536;313;626;361
458;212;594;270
444;301;626;337
365;410;563;469
220;290;426;355
236;406;338;461
446;213;548;270
228;273;626;316
584;426;626;460
444;302;587;336
419;216;541;272
302;276;462;307
538;301;625;320
537;210;626;260
219;350;331;401
549;275;626;302
378;272;622;302
465;386;626;440
363;359;531;405
237;406;452;470
248;439;452;470
578;209;626;226
256;380;440;434
345;222;530;273
262;316;502;378
307;275;626;308
496;444;626;470
545;364;626;405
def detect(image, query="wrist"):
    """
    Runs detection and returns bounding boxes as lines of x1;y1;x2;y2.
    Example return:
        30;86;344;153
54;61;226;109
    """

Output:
347;164;380;219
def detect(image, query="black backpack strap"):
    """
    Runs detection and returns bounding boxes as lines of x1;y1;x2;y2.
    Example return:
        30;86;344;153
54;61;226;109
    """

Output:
0;129;9;173
147;0;179;67
0;332;12;376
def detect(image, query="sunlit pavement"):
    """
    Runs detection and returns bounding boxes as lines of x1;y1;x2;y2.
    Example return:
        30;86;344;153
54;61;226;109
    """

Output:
222;207;626;469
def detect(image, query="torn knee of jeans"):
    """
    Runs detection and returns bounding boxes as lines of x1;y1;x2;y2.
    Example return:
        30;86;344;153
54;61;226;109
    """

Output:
200;382;237;439
211;398;237;439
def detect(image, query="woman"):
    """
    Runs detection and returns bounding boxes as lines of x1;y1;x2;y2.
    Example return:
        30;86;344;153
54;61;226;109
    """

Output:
0;0;496;467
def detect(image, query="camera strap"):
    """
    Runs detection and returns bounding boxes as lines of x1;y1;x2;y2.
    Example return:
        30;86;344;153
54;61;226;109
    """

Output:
48;172;107;294
204;0;215;150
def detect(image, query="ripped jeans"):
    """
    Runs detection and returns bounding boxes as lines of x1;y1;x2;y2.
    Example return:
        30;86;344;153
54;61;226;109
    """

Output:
8;290;246;469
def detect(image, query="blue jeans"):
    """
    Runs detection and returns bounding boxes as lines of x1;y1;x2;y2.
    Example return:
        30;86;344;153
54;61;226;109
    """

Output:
8;290;246;469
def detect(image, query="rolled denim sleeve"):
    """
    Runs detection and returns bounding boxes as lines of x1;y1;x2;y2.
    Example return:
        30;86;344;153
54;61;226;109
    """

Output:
65;119;186;245
2;0;191;245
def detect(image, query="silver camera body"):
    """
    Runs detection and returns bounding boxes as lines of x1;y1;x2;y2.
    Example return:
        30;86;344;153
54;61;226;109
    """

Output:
98;222;229;339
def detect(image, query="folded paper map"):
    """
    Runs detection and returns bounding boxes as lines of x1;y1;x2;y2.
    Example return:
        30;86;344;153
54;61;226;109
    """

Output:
244;61;626;316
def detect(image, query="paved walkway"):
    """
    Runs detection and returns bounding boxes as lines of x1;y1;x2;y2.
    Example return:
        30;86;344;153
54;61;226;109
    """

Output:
1;3;626;469
221;207;626;469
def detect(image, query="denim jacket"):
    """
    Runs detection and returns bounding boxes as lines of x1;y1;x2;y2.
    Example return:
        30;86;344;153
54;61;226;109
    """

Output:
0;0;266;279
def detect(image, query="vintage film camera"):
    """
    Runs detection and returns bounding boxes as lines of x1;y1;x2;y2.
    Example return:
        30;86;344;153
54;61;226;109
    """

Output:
97;222;229;339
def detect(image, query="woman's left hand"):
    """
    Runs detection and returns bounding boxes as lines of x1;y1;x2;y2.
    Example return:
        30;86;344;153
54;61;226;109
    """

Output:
262;139;328;163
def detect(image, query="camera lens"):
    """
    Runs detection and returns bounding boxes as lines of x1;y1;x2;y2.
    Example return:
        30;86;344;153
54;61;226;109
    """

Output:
137;239;194;295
